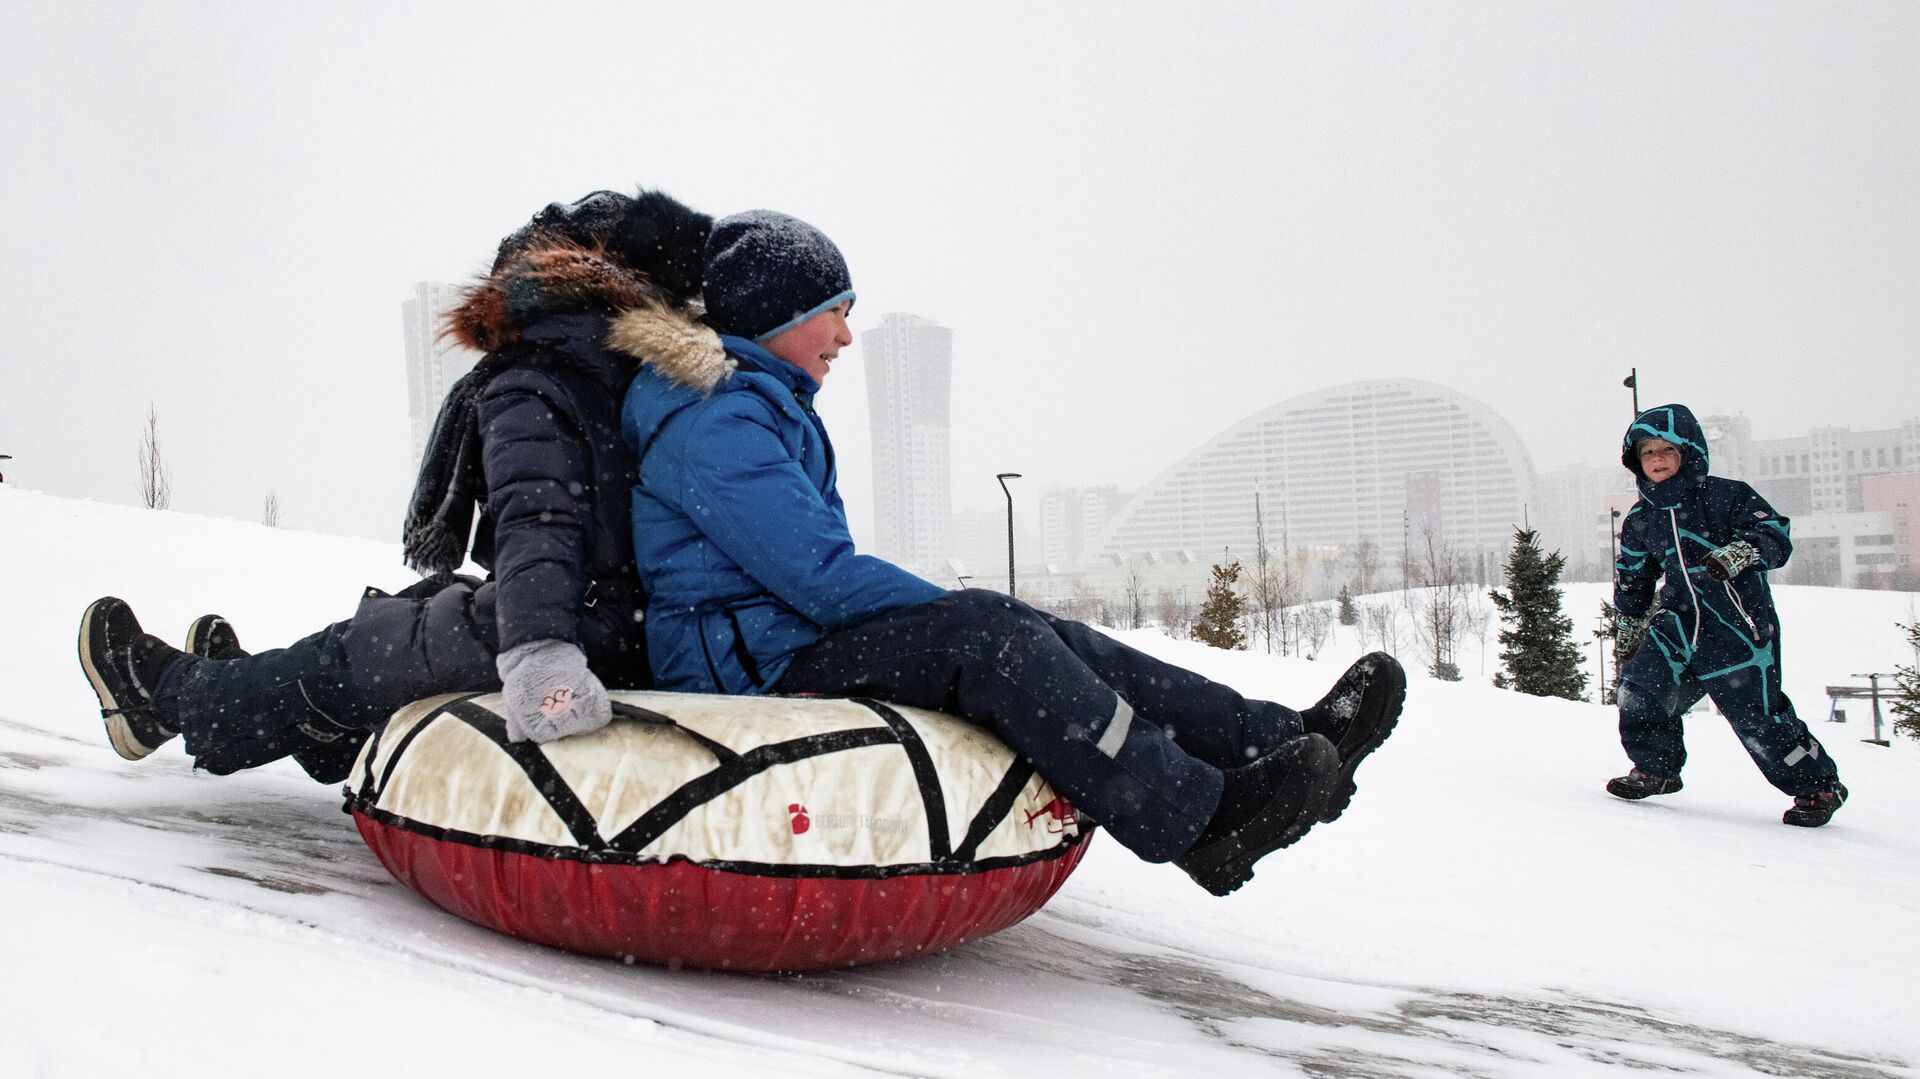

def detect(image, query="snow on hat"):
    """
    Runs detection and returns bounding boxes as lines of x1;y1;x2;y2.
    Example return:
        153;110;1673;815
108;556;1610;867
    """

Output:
489;189;710;303
703;210;856;342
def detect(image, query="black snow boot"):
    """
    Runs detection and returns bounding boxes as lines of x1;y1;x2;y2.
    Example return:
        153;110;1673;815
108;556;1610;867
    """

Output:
1606;769;1683;801
184;614;245;661
1299;651;1407;823
1176;733;1338;897
78;597;186;760
184;614;369;786
1783;783;1847;828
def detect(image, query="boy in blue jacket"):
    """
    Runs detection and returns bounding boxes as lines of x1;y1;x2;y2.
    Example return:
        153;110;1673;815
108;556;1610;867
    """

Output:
1608;404;1846;826
620;210;1408;896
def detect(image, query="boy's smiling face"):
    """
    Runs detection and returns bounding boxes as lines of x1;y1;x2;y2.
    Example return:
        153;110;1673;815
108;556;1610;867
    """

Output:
763;302;853;386
1637;438;1681;482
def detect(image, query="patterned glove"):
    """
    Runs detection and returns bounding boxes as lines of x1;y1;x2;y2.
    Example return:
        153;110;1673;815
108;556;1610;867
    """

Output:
1614;611;1653;669
496;639;611;743
1703;540;1759;582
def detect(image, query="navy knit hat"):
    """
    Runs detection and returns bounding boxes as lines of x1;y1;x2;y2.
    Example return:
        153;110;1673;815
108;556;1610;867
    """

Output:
703;210;856;341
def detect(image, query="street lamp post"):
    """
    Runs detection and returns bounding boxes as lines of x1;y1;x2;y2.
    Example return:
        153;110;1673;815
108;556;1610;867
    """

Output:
1595;633;1606;705
996;472;1022;596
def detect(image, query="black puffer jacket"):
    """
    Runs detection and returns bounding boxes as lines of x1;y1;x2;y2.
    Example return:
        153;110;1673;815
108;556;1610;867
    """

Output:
466;311;649;682
393;193;712;690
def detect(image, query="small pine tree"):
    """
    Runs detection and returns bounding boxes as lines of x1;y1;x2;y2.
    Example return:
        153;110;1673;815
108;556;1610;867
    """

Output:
1191;561;1248;650
1593;600;1622;705
1488;527;1588;700
1892;620;1920;742
1336;583;1358;626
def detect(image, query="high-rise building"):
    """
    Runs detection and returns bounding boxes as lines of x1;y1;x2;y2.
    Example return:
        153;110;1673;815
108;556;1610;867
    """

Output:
1860;472;1920;587
1531;464;1637;580
1787;511;1898;587
1702;413;1920;517
1039;484;1128;568
863;313;953;578
950;508;1006;586
402;282;483;473
1682;413;1920;588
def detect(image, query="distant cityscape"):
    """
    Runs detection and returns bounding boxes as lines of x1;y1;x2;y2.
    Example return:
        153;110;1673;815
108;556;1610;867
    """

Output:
401;282;474;477
401;284;1920;605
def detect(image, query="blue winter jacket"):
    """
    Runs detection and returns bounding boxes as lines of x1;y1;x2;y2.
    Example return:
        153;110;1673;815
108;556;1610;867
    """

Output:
1613;404;1792;648
620;334;945;693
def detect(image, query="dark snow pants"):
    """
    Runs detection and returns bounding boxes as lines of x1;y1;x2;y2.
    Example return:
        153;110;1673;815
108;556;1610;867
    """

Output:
157;579;505;782
1617;609;1839;796
773;589;1303;863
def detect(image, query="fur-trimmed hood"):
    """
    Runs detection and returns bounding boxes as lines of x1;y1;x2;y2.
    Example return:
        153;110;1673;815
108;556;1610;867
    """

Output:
438;234;732;390
404;192;720;576
606;303;732;393
443;239;691;355
439;235;734;392
402;256;728;576
443;187;712;353
403;188;718;578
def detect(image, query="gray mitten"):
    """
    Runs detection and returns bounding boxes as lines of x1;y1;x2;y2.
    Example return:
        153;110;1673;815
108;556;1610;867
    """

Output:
1703;540;1759;582
496;639;611;743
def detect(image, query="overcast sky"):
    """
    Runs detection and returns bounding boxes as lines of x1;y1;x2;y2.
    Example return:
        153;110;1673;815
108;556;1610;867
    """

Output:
4;1;1916;545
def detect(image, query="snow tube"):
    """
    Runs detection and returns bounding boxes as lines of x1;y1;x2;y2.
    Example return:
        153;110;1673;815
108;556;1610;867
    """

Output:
344;690;1091;972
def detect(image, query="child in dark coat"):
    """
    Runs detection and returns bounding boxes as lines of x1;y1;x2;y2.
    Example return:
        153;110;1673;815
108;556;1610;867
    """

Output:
78;189;712;782
1608;403;1847;826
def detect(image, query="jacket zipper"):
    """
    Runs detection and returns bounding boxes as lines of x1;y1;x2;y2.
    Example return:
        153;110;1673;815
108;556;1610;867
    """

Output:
1669;509;1701;648
1724;581;1759;637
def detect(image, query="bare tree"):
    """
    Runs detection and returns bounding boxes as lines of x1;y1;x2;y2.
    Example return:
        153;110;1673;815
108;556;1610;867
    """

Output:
1248;560;1288;652
1312;547;1344;599
137;404;172;510
1249;493;1283;653
1346;537;1381;596
1408;525;1471;681
1038;577;1101;623
1365;602;1401;657
1278;503;1303;654
1466;601;1494;677
1399;518;1418;596
261;489;282;528
1301;604;1334;658
1155;588;1194;640
1119;556;1148;630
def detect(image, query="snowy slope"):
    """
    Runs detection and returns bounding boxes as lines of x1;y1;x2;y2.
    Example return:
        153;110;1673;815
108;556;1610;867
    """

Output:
3;486;1917;1079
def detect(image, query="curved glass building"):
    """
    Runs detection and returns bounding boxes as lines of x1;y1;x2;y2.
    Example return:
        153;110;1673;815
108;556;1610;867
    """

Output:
1091;379;1534;563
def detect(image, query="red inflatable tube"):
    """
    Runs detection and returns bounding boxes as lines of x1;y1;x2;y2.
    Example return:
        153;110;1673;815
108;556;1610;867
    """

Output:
354;812;1092;971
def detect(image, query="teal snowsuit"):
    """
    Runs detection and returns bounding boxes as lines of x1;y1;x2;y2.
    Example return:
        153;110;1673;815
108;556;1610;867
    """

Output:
1613;404;1839;796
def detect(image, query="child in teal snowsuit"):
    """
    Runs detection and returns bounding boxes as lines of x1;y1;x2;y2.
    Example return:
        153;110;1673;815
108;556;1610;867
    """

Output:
1608;404;1846;827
